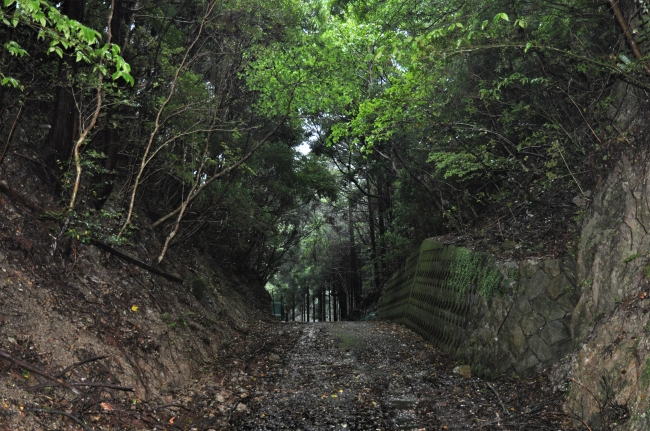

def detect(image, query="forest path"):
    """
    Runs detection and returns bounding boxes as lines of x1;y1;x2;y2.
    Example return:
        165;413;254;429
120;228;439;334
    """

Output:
230;321;568;430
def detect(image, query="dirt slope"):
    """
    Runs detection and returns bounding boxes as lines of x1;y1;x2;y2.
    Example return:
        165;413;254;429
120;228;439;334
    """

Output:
0;166;272;429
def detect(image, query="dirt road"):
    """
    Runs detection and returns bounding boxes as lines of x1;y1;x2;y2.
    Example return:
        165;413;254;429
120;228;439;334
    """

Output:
230;321;568;430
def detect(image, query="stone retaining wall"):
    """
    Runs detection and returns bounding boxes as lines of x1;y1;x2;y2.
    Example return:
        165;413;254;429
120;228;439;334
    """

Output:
377;240;579;376
459;256;578;376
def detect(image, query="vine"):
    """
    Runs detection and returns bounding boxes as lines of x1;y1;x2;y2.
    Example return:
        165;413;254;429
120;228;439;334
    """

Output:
447;247;506;300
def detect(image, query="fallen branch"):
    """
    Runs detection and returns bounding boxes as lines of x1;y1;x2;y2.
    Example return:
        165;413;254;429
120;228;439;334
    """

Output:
569;377;605;428
58;355;109;377
70;381;134;391
607;0;650;75
227;400;240;422
0;349;81;395
159;403;192;411
25;408;93;431
475;397;554;429
28;381;133;392
89;239;183;283
487;382;510;418
0;97;26;167
0;181;44;213
246;340;267;359
573;415;594;431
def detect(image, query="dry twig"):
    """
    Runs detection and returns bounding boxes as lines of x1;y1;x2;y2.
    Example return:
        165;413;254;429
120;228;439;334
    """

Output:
57;355;109;377
25;408;93;431
0;349;81;394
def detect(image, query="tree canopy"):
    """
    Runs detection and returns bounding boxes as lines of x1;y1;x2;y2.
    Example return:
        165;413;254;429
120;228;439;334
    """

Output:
1;0;646;318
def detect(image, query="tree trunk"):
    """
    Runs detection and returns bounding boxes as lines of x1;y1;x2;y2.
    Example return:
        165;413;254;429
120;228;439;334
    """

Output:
338;281;348;320
328;288;332;322
367;177;381;290
44;0;85;180
348;197;361;308
93;0;128;208
377;181;388;280
92;128;119;208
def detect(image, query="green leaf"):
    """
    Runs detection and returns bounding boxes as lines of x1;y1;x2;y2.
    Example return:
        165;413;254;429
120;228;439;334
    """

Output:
123;73;134;86
481;20;488;30
493;13;509;23
618;54;631;64
46;45;63;58
81;26;97;44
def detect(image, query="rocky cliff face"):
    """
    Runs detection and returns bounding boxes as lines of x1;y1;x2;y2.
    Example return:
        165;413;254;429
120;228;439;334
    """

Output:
562;154;650;429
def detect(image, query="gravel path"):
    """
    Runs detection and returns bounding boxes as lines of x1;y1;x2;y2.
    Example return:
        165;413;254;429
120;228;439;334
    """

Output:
231;321;568;430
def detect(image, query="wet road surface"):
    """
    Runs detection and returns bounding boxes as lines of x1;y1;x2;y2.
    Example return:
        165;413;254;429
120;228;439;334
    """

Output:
230;321;567;430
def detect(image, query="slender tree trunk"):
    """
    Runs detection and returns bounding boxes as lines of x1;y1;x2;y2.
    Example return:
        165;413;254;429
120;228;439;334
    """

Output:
367;177;381;290
377;181;388;280
339;282;348;320
93;128;119;208
93;0;127;208
348;197;361;308
44;0;85;180
328;288;332;322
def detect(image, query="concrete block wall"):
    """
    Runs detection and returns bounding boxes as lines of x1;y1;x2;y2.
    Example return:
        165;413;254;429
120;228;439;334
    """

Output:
377;240;579;376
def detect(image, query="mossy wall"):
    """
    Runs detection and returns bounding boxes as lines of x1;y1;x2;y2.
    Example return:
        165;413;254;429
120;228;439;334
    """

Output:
377;240;578;376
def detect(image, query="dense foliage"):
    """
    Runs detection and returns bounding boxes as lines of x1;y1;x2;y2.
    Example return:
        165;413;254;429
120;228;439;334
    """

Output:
1;0;646;319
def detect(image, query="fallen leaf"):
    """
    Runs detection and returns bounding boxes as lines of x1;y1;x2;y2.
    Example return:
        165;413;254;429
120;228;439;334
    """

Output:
169;417;175;424
131;305;139;312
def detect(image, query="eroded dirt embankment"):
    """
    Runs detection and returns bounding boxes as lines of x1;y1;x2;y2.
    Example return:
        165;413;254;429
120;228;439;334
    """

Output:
0;173;273;430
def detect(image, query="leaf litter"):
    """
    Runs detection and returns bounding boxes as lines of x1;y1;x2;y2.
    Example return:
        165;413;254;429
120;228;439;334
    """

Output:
172;320;573;430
